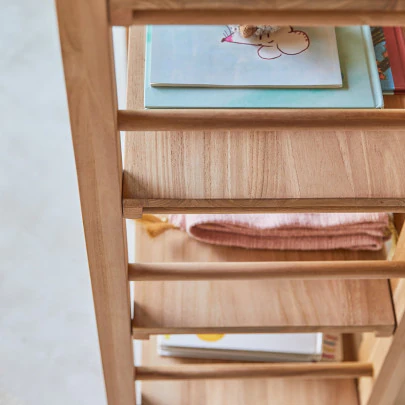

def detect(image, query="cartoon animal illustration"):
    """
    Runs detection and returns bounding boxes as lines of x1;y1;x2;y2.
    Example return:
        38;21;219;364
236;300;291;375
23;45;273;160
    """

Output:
221;25;310;60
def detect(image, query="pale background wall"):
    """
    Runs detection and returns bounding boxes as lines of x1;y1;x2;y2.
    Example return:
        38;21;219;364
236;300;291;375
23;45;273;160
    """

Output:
0;1;128;404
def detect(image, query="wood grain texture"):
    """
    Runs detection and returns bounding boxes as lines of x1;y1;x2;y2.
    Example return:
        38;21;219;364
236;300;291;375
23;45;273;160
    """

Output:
123;127;405;198
135;362;373;380
120;10;405;26
109;7;134;26
123;28;405;211
118;109;405;131
394;381;405;405
132;224;395;336
394;213;405;233
385;95;405;109
140;337;360;405
123;199;405;217
110;0;405;25
111;0;405;10
129;260;405;281
55;1;136;404
359;225;405;405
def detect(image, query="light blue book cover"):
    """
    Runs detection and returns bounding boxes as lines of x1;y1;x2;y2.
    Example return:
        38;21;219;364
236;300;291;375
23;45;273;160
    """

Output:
150;26;342;88
145;26;383;109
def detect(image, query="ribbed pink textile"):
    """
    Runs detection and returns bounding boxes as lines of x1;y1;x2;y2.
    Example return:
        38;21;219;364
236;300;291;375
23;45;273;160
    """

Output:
169;213;390;251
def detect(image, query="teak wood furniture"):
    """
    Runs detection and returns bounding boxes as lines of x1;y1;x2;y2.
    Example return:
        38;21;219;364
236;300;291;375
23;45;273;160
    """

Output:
56;1;405;404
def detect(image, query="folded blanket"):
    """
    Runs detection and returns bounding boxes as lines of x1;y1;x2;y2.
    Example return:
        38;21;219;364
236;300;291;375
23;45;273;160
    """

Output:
169;213;390;251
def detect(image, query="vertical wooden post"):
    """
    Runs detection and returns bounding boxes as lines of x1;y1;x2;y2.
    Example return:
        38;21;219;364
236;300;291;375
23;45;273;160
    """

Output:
358;223;405;405
55;1;135;404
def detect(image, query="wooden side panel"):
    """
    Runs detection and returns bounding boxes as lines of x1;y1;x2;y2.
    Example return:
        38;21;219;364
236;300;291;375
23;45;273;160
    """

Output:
359;226;405;405
55;1;135;404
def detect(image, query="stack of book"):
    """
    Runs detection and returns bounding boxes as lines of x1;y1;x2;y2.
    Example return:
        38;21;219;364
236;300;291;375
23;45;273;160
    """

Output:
158;333;342;363
145;25;387;109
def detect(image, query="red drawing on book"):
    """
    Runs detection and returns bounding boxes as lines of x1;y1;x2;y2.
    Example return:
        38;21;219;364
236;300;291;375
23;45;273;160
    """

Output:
221;26;310;60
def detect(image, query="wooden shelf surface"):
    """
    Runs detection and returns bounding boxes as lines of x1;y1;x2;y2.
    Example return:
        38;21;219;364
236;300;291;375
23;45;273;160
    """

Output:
123;27;405;214
132;224;395;336
139;337;360;405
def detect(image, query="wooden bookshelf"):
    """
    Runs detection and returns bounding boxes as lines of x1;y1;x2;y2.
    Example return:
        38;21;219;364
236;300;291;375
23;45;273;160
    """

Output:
56;1;405;405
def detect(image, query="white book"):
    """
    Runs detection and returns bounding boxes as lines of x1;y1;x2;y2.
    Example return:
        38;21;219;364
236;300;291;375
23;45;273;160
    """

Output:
150;26;342;88
157;333;342;362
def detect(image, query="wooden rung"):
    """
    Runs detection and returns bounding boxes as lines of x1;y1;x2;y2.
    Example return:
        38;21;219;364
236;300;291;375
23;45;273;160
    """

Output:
110;0;405;12
128;261;405;281
134;362;373;381
123;200;405;217
111;9;405;27
140;337;361;405
118;109;405;132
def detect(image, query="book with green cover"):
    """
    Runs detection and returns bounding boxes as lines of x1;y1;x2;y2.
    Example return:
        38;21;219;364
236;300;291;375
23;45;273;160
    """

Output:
144;26;383;109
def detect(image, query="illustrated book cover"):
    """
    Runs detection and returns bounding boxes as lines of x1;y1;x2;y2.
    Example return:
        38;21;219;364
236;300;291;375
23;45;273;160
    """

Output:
150;26;342;88
144;26;383;109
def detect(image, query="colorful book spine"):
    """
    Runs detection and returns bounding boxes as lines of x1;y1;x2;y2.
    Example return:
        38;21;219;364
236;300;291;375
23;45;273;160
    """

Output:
321;334;342;361
372;26;405;94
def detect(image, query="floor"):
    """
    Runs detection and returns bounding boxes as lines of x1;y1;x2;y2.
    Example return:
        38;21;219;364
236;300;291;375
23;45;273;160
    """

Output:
0;2;128;404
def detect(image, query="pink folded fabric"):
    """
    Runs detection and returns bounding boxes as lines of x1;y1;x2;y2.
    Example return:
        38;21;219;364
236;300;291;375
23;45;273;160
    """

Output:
169;213;390;251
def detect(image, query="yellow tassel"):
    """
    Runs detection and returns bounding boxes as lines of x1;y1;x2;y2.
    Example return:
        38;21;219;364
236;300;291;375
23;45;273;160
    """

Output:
135;214;178;238
387;215;398;261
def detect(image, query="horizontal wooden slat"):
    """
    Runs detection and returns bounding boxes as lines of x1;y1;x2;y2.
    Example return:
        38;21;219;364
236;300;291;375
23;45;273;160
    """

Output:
119;109;405;132
110;0;405;25
111;0;405;11
129;261;405;281
130;10;405;26
123;200;405;219
135;362;373;381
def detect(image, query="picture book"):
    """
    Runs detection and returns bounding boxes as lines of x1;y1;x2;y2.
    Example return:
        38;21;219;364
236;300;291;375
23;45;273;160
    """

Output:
372;26;405;94
150;26;342;88
157;333;342;363
144;26;383;109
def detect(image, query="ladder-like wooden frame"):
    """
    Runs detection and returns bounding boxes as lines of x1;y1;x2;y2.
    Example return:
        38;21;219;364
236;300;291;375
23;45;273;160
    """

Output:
56;1;405;404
